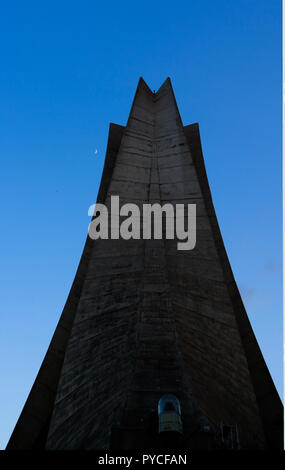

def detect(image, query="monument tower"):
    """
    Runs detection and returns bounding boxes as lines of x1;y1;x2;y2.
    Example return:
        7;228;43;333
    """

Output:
7;78;283;450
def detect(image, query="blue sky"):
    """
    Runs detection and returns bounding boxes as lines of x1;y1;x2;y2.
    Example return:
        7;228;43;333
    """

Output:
0;0;282;448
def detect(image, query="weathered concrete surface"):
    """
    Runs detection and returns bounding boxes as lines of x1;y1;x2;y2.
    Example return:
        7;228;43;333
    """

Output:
7;78;283;450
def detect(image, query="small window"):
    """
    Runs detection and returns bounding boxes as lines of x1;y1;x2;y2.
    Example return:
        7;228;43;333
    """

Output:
158;394;181;416
158;394;183;434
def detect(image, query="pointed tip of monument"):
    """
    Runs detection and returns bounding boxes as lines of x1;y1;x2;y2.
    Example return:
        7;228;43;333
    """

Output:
156;77;173;94
137;77;173;95
136;76;153;95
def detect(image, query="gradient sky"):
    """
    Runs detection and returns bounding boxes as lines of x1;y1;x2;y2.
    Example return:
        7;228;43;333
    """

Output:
0;0;282;449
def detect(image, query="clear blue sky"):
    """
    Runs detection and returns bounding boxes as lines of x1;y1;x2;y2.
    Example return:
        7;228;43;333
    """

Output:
0;1;282;449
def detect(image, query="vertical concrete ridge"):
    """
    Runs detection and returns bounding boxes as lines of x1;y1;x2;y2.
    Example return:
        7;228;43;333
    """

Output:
6;122;125;450
183;122;283;449
45;79;156;449
125;78;154;129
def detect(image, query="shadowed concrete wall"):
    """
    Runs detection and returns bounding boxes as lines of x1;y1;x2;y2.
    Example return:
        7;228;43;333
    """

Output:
45;78;205;450
7;78;283;450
